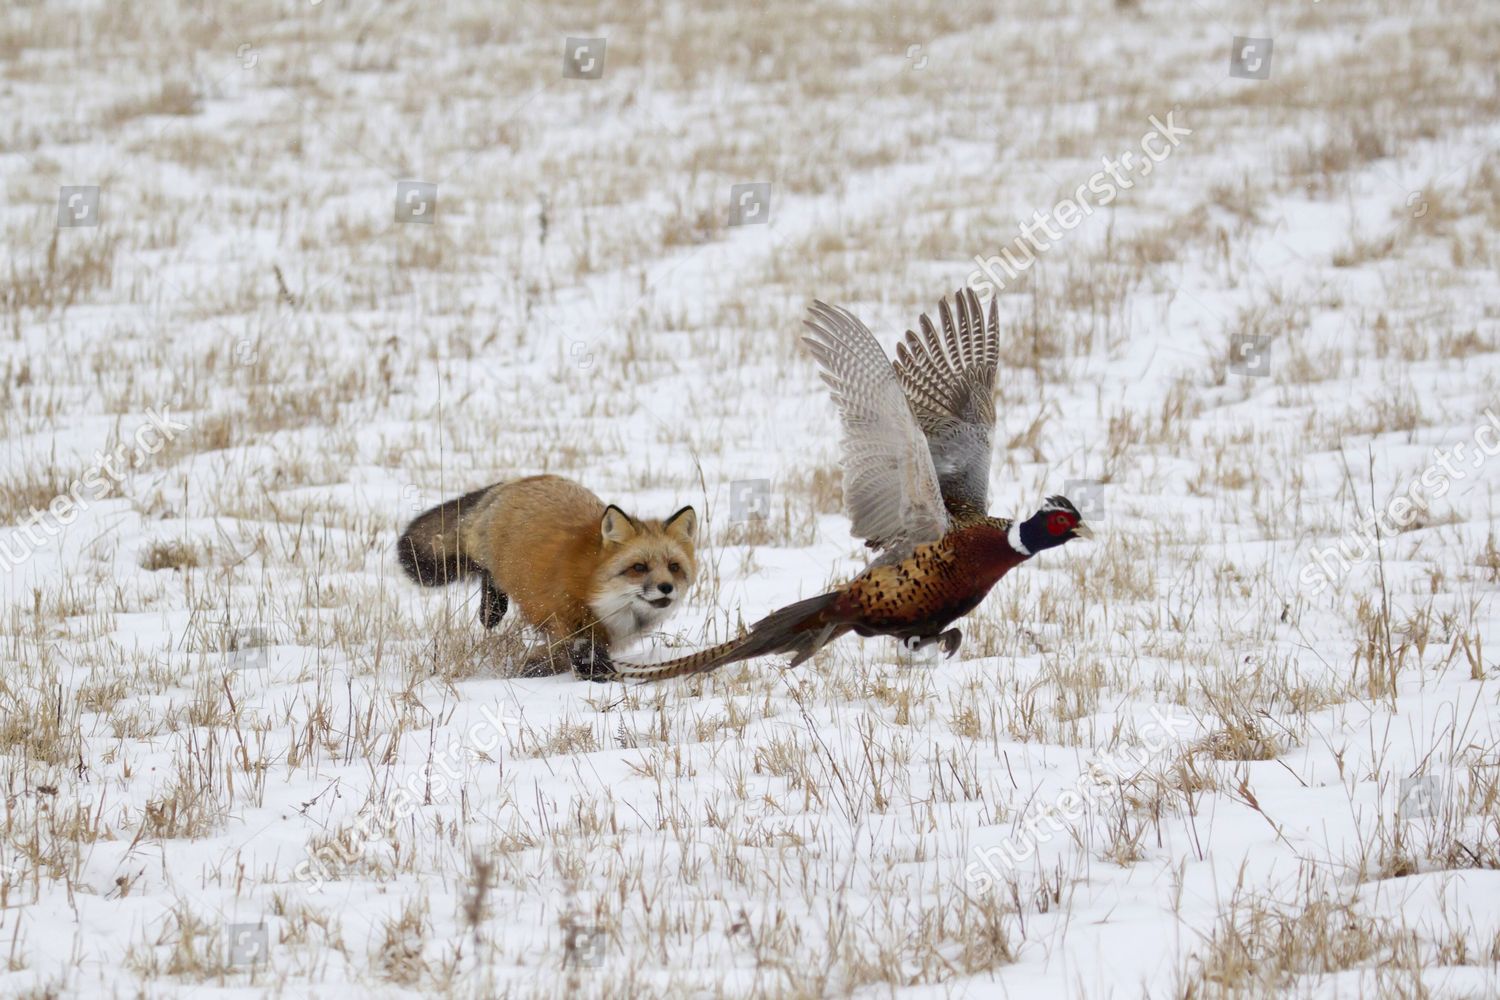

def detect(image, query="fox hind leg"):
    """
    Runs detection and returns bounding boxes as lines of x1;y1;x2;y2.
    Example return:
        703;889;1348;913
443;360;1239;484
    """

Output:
480;574;509;630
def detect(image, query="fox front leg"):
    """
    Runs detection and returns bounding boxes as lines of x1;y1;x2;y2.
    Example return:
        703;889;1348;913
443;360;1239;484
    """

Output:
569;640;617;683
479;574;508;630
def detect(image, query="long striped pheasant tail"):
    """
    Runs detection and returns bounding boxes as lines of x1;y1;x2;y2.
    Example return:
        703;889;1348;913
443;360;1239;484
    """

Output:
610;636;754;681
612;590;844;682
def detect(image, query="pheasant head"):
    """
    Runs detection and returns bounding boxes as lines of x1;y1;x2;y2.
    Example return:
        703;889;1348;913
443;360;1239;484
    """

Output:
1008;495;1093;556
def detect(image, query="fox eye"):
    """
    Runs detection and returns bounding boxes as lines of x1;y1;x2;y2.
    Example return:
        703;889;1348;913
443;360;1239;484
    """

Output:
667;562;681;574
630;562;649;573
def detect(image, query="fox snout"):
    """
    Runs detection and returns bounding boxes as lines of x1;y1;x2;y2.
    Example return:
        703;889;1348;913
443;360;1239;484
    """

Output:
643;576;676;608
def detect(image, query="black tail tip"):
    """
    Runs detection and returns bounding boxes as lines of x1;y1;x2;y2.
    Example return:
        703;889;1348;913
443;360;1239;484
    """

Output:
397;532;447;586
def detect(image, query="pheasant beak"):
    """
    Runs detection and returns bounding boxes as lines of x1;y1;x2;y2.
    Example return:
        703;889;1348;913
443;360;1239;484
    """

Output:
1072;520;1095;540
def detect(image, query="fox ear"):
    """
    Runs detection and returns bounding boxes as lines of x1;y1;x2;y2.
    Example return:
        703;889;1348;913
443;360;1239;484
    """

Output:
663;506;696;541
600;506;638;545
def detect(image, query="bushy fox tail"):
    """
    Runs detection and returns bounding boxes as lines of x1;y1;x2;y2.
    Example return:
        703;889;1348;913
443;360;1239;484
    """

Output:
397;485;494;586
613;591;845;681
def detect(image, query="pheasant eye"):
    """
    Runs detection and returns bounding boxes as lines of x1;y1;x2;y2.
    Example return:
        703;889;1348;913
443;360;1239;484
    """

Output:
1047;512;1073;535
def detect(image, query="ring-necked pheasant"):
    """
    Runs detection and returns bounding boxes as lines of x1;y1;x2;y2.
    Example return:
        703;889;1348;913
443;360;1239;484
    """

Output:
614;288;1091;681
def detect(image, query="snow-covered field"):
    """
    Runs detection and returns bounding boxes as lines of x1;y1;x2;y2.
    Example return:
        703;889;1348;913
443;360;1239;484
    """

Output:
3;0;1499;995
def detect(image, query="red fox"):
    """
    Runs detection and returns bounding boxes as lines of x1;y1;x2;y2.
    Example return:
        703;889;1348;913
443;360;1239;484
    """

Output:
397;475;696;678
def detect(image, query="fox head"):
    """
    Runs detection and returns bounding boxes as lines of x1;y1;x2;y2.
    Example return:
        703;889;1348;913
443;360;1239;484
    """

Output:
593;505;697;631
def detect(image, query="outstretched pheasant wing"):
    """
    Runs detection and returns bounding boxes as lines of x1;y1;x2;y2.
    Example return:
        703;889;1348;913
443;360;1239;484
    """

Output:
891;288;1000;515
803;301;949;558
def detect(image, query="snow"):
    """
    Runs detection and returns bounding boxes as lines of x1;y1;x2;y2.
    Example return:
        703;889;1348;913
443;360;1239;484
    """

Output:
2;0;1498;996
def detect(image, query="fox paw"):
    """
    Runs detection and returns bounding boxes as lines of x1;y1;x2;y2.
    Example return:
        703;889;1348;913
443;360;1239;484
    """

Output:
570;648;617;683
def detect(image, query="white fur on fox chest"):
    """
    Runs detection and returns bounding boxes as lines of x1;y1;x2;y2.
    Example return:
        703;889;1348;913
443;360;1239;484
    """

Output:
591;589;670;644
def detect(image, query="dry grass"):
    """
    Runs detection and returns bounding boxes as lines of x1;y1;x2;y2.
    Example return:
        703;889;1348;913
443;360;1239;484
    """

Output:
0;0;1497;995
2;228;119;316
1178;879;1409;997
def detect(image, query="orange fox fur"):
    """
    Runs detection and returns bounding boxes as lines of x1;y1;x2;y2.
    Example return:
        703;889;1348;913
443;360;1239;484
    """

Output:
398;475;695;677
